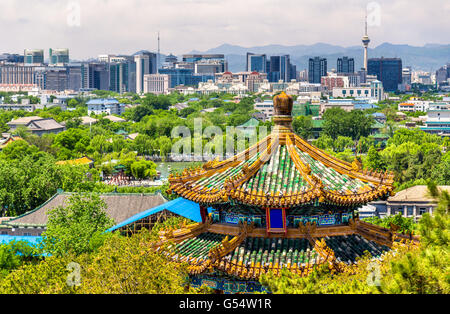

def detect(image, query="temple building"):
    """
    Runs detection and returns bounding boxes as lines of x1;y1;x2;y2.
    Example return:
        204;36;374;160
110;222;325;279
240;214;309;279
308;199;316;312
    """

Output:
0;192;168;236
118;93;411;293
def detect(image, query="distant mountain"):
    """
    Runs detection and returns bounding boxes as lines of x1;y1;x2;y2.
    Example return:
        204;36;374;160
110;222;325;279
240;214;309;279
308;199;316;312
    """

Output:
189;43;450;72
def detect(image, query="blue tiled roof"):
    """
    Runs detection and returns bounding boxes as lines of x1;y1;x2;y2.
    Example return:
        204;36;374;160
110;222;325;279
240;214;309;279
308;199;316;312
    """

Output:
354;103;378;109
0;235;42;246
86;98;119;105
107;198;214;232
420;127;450;131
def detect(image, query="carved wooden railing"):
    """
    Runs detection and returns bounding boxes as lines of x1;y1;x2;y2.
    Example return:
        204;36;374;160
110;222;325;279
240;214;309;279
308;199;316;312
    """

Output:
354;219;394;248
393;232;420;244
158;217;212;245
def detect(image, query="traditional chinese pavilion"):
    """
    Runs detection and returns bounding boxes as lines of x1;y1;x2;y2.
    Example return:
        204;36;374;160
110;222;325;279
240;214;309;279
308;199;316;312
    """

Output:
160;92;401;293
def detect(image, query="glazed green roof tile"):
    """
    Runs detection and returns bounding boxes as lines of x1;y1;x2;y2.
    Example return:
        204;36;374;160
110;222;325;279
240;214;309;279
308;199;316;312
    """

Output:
169;125;394;207
174;232;226;262
325;234;390;264
226;237;318;268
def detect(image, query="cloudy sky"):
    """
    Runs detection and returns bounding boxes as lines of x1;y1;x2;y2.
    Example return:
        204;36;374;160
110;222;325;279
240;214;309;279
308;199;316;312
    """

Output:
0;0;449;60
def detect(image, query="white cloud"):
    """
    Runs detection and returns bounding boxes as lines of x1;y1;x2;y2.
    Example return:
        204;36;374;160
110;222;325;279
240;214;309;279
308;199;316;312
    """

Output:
0;0;448;59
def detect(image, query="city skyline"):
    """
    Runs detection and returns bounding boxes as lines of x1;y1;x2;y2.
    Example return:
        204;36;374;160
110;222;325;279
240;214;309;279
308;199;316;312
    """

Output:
0;0;449;60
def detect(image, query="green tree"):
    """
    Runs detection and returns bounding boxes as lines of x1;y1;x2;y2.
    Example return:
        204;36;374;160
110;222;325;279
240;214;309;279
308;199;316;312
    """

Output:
323;108;374;140
366;146;387;171
334;136;354;152
158;136;173;160
0;230;206;294
293;116;313;139
53;128;90;160
131;160;157;180
41;193;114;257
0;140;40;161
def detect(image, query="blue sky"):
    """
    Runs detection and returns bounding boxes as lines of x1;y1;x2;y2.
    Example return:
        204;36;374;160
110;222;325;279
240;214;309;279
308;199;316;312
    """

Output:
0;0;448;59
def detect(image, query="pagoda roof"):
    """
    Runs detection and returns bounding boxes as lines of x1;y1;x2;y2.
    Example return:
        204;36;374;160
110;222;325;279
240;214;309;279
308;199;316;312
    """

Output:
238;118;260;128
168;93;395;209
56;156;94;166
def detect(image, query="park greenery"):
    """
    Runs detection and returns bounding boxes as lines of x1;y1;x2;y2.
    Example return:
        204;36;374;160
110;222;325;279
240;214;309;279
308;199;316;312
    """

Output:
0;90;449;215
261;182;449;294
362;213;416;234
0;193;203;294
0;90;449;294
0;183;447;294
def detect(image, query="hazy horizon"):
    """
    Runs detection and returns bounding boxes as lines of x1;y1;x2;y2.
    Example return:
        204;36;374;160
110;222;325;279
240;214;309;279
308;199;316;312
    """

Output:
0;0;449;60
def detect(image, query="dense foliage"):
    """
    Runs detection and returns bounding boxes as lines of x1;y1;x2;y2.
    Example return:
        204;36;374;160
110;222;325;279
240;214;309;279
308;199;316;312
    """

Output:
261;183;449;294
322;108;374;140
362;213;416;234
41;193;114;257
0;194;202;294
0;232;201;294
366;129;450;187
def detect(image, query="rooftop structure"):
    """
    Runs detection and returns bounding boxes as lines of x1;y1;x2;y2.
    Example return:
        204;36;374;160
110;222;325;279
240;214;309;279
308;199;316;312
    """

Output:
387;185;450;222
420;105;450;137
124;92;409;293
7;116;65;136
79;116;98;126
0;192;168;236
103;115;126;123
87;98;125;116
55;156;94;167
0;135;23;150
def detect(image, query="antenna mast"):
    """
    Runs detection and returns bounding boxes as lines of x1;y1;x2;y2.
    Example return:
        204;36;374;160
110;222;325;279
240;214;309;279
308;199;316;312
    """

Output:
157;31;160;74
365;12;368;36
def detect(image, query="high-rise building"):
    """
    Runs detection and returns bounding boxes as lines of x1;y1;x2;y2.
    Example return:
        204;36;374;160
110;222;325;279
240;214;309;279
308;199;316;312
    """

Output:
0;64;36;86
182;54;227;74
337;57;355;74
135;52;157;94
268;55;293;82
67;64;83;91
87;62;110;91
298;69;308;82
401;66;412;91
163;54;178;69
247;53;267;73
436;64;450;86
291;64;297;81
144;74;170;95
44;67;69;91
367;57;402;92
49;48;69;65
159;68;196;88
108;56;136;94
24;49;44;64
308;57;327;84
0;53;24;63
109;62;128;94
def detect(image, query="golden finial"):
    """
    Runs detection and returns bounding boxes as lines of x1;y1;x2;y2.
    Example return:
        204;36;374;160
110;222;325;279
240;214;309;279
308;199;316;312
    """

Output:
273;92;293;116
